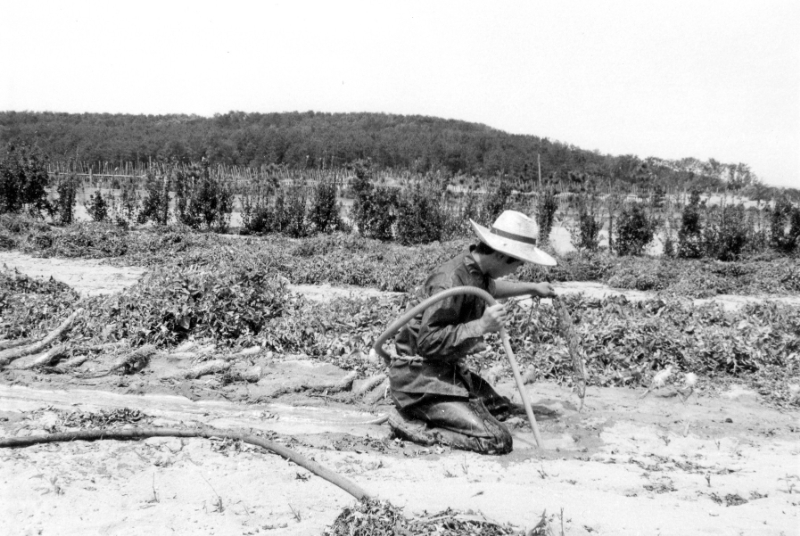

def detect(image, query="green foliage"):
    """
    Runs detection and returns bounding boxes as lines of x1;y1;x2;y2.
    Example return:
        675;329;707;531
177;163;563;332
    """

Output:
519;250;613;283
395;184;443;245
481;180;513;223
8;111;794;200
78;263;289;347
0;143;51;216
50;223;129;258
263;294;405;370
535;188;558;245
243;182;312;238
678;190;704;258
0;267;80;339
109;181;142;228
703;203;749;261
577;211;602;251
504;295;799;401
2;222;799;405
14;222;128;259
351;164;398;241
239;175;278;235
615;203;656;256
174;159;233;231
53;173;79;225
309;177;345;233
139;170;171;225
770;197;800;254
85;190;108;222
279;183;310;238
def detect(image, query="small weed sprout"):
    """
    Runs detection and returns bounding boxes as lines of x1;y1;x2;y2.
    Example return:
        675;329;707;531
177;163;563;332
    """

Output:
148;473;160;503
537;463;549;479
200;474;224;513
49;476;64;496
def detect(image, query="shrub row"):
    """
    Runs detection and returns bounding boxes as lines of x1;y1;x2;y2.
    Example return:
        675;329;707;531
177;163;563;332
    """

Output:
3;265;797;406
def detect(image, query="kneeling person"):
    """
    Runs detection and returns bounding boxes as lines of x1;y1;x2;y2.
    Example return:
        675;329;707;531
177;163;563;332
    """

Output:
388;210;557;454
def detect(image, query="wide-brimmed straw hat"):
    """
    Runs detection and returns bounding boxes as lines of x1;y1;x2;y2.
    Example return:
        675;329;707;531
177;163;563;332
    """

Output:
470;210;557;266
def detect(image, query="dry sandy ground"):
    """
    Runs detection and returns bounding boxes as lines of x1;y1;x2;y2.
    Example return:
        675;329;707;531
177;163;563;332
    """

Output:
1;252;799;535
2;378;798;536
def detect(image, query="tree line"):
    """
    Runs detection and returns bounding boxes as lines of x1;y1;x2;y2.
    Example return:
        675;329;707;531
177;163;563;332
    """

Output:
2;111;794;201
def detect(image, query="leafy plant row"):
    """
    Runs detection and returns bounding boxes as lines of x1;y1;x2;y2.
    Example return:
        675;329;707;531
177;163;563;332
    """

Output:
3;217;799;298
2;265;797;406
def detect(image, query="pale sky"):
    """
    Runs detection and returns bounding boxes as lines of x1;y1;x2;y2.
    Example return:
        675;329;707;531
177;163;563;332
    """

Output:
1;0;798;188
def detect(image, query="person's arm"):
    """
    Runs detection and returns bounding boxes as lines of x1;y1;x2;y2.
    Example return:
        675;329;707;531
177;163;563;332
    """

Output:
493;280;556;300
415;288;483;360
415;272;508;360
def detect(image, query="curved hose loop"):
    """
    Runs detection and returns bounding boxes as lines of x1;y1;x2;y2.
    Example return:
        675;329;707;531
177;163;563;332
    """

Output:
373;286;543;448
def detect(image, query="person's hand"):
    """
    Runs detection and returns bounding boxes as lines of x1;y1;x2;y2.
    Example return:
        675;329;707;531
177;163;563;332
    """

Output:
479;304;507;334
533;283;556;299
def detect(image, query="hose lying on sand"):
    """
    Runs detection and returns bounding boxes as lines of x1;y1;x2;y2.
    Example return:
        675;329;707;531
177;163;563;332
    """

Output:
372;286;544;448
0;427;371;500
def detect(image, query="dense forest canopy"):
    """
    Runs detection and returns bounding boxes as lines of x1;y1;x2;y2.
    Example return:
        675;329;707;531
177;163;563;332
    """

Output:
0;110;794;198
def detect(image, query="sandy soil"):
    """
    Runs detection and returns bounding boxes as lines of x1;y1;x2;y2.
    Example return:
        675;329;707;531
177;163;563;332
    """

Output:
0;251;147;297
2;375;798;536
2;252;799;535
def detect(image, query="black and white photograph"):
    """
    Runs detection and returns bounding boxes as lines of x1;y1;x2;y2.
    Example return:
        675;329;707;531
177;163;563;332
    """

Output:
1;1;798;534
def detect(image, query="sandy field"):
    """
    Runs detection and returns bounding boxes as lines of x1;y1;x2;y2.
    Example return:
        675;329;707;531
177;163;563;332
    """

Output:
1;253;799;536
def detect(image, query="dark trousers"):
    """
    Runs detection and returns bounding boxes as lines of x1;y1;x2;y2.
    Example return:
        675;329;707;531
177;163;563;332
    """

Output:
395;372;513;455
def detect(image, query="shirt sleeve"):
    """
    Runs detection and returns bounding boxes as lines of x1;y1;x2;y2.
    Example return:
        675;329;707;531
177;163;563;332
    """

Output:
415;277;485;361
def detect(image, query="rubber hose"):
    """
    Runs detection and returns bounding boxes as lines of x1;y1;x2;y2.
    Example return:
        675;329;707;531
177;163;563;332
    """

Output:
373;286;543;448
0;427;371;500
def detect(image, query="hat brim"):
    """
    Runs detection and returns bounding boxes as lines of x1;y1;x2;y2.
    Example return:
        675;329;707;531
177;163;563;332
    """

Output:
470;220;557;267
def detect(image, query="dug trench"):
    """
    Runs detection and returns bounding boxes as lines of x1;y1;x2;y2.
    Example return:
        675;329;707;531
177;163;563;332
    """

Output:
1;253;799;535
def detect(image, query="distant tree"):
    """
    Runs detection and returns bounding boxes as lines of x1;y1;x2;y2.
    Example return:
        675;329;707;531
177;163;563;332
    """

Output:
86;190;108;222
677;190;704;258
395;184;443;245
0;143;51;216
54;173;79;225
139;168;171;225
770;197;800;254
350;160;397;240
726;163;755;192
481;179;513;223
616;203;656;256
574;193;602;251
309;176;344;233
535;187;558;246
174;158;233;231
0;111;779;197
703;203;749;261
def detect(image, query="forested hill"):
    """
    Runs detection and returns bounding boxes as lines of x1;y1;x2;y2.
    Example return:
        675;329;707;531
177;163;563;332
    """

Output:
0;110;769;193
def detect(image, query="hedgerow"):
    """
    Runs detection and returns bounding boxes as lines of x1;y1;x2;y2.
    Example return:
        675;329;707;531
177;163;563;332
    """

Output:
0;143;51;216
395;184;444;245
497;295;799;406
615;202;656;256
0;267;80;339
9;268;797;406
4;219;800;298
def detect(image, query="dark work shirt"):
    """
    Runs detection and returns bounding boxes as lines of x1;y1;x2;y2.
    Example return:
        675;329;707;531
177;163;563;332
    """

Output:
389;247;497;407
